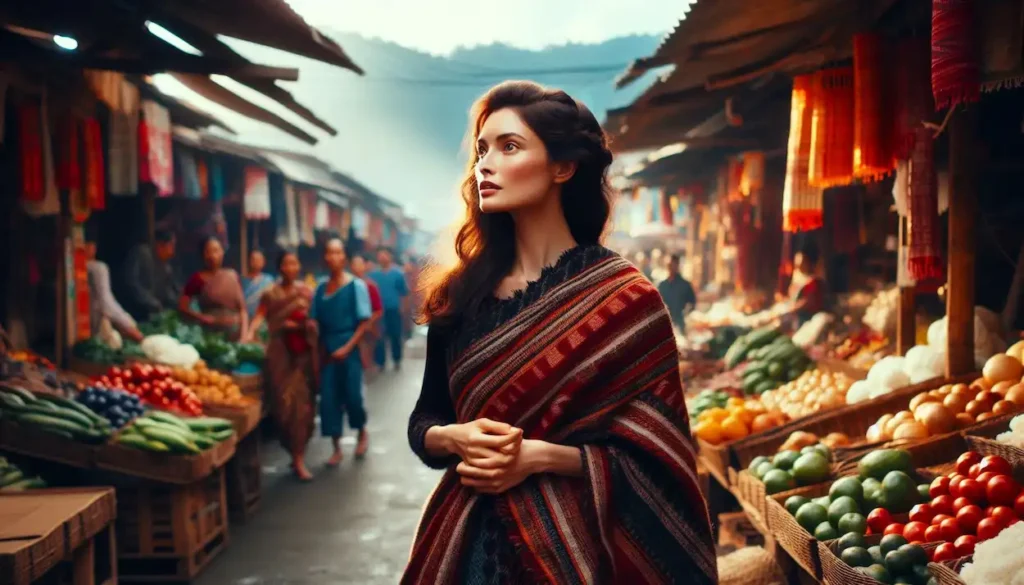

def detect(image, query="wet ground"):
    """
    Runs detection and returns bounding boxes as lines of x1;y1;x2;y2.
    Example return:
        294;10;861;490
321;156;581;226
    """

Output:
196;337;440;585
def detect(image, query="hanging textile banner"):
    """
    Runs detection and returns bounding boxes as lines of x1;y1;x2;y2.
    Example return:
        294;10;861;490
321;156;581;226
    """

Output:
21;92;59;217
314;200;330;230
139;100;174;196
932;0;980;109
782;75;824;232
739;151;765;196
908;126;943;280
298;189;316;246
83;118;105;210
351;206;370;239
853;33;895;181
243;166;271;220
894;38;933;161
808;66;855;188
18;102;44;202
659;189;673;226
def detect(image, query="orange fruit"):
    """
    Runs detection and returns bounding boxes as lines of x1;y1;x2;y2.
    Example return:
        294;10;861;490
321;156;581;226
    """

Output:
726;397;746;409
732;407;756;426
750;413;777;434
699;407;730;423
720;416;749;441
694;420;724;445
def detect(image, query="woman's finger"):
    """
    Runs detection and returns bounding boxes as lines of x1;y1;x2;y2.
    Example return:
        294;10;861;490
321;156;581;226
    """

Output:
471;430;521;450
476;419;520;436
456;462;502;480
465;452;515;470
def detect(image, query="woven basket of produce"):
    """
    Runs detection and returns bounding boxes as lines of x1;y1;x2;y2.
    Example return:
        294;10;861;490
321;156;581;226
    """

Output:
717;546;785;585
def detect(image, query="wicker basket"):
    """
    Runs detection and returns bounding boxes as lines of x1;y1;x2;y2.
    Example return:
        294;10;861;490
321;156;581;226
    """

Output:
765;488;828;579
717;546;786;585
820;535;946;585
962;412;1024;476
927;556;971;585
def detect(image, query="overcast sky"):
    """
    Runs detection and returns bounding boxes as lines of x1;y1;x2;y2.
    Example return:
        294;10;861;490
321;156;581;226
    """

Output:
284;0;691;55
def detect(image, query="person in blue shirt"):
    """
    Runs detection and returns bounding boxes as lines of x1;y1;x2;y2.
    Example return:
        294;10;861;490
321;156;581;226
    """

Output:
368;247;409;371
309;238;374;464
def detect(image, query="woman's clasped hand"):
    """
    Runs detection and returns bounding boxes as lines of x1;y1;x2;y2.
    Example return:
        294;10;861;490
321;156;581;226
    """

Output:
444;418;540;495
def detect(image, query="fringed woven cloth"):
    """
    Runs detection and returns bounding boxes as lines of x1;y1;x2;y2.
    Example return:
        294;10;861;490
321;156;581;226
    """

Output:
932;0;980;109
853;34;895;181
894;38;933;161
783;75;824;232
402;252;717;585
809;66;855;188
908;126;943;280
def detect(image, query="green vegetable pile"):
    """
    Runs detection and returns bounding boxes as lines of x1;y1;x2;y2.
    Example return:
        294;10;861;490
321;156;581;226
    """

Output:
0;456;47;491
116;411;235;454
139;311;265;371
748;443;832;494
72;338;146;365
0;384;112;444
723;327;813;395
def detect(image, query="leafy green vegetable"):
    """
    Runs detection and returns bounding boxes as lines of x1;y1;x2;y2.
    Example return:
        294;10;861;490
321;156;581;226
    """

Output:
136;311;265;370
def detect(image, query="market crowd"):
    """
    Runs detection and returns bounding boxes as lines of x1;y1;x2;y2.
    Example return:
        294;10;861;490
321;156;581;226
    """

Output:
84;225;420;480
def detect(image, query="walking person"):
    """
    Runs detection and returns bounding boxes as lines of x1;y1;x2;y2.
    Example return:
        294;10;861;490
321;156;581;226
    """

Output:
179;237;249;341
657;252;698;334
310;239;373;465
404;81;716;584
246;251;317;481
369;247;408;371
241;249;275;319
350;253;383;374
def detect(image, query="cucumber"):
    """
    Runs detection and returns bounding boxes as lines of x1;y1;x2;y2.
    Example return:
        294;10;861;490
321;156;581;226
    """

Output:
743;373;766;395
36;394;107;424
137;426;201;454
745;327;780;349
743;362;769;379
184;417;233;433
117;433;171;452
145;411;191;431
0;392;28;411
1;477;47;491
0;385;36;403
754;379;777;394
192;434;215;449
134;419;199;440
207;428;235;442
0;468;25;486
724;339;750;369
49;406;97;429
15;412;92;436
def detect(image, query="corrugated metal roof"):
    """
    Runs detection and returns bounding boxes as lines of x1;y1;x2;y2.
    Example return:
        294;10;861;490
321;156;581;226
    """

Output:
260;151;357;197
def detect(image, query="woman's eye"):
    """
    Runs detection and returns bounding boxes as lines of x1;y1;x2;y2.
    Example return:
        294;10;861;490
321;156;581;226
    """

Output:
503;142;518;152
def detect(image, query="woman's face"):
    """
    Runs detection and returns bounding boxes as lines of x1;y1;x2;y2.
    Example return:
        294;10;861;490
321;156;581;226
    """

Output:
279;254;300;282
324;240;346;272
249;251;265;273
204;239;224;269
474;108;568;214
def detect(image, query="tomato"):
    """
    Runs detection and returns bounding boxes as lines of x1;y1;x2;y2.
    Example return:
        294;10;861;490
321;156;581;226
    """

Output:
110;366;123;377
956;452;981;476
978;455;1013;477
939;518;962;541
933;513;954;526
924;524;943;542
909;504;935;524
954;534;977;556
1015;492;1024;517
150;388;164;400
968;463;982;479
931;495;955;516
930;476;951;498
986;475;1021;507
932;542;959;562
960;479;986;503
976;517;1004;541
989;505;1018;525
884;523;906;536
953;497;974;513
950;475;966;498
956;505;984;534
976;472;996;486
903;521;928;542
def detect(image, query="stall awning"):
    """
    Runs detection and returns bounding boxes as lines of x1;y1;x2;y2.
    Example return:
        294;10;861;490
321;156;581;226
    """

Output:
259;151;360;199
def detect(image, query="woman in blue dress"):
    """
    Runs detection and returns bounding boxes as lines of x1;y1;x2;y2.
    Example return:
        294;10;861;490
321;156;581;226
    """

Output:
309;238;374;465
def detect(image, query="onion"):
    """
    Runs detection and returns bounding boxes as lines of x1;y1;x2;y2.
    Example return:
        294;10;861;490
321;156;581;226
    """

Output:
914;402;957;435
894;421;931;440
983;354;1024;385
1006;384;1024;406
955;413;976;428
943;392;971;414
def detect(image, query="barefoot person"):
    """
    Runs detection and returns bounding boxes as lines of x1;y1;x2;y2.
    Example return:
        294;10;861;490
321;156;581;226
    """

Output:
310;239;373;464
247;251;317;480
404;81;716;584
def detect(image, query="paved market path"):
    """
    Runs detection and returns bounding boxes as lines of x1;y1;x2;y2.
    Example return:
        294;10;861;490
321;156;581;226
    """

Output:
196;336;441;585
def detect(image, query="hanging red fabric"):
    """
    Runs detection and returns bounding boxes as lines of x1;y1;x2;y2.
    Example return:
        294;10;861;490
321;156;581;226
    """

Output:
809;66;856;188
83;117;106;211
659;190;673;226
932;0;980;109
894;38;933;161
783;75;824;232
908;126;943;280
55;114;80;191
19;104;44;202
853;33;895;180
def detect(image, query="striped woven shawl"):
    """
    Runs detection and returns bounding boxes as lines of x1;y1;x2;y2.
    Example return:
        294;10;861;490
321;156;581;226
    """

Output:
402;254;717;584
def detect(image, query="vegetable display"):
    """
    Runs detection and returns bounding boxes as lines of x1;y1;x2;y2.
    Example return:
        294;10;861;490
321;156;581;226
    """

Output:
76;386;145;429
726;329;813;395
0;456;47;491
139;311;265;371
116;411;234;454
692;395;789;445
760;370;855;420
748;443;831;494
0;384;112;443
170;361;246;407
834;534;935;585
91;363;203;416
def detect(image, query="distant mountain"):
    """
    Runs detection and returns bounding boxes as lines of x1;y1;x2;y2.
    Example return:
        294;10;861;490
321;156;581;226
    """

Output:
186;32;663;229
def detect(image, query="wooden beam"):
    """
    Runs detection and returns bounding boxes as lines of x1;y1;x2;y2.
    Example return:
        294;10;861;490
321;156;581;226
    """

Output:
897;217;916;356
946;108;978;376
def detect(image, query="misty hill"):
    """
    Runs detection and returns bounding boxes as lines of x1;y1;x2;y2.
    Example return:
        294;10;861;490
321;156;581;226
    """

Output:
188;32;662;228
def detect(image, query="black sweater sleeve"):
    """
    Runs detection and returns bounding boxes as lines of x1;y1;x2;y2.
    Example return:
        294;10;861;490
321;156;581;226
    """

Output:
407;324;460;469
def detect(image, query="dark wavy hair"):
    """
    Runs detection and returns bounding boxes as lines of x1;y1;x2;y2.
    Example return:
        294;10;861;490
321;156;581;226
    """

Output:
419;80;614;326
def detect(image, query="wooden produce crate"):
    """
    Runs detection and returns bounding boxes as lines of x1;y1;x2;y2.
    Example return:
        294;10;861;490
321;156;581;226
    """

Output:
0;418;98;469
94;432;236;485
65;358;113;380
203;400;262;439
717;511;765;550
731;374;977;471
225;430;262;523
115;468;229;583
0;488;118;585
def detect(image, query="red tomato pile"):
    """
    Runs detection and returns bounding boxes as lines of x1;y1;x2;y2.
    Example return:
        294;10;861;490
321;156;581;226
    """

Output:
91;364;203;416
866;451;1024;562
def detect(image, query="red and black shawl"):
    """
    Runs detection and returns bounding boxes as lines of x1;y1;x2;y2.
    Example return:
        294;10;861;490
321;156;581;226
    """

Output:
404;247;716;584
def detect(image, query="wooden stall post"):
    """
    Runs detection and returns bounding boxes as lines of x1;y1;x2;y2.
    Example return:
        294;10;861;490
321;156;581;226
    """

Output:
239;210;249;275
897;217;916;355
946;108;978;376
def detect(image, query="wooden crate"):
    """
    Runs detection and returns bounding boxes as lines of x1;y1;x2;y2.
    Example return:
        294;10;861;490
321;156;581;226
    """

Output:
226;431;262;523
31;526;118;585
717;511;765;550
115;468;229;583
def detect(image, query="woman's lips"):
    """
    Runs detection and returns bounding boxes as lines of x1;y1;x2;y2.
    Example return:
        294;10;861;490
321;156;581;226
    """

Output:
479;181;501;198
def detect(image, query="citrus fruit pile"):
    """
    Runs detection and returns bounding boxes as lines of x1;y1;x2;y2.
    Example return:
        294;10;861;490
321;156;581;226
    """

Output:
692;396;789;445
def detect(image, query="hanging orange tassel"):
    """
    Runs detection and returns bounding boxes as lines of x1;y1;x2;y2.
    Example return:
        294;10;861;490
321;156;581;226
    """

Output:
783;75;824;232
809;66;856;188
853;34;895;181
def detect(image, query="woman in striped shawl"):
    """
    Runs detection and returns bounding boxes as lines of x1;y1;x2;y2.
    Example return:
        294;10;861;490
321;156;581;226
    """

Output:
404;81;716;585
